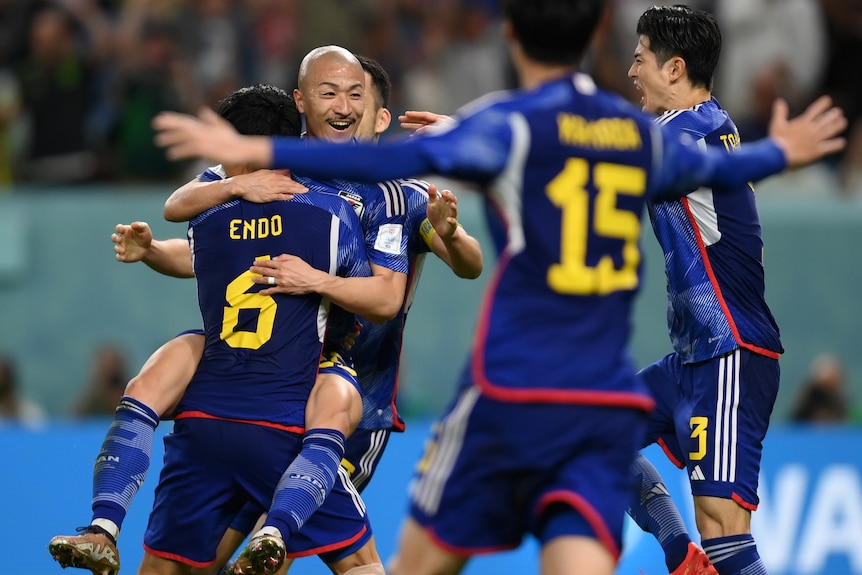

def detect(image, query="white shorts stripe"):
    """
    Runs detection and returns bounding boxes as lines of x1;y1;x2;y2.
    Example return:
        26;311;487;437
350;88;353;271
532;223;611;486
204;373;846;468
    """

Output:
412;385;480;514
338;464;366;515
714;350;740;482
353;429;387;489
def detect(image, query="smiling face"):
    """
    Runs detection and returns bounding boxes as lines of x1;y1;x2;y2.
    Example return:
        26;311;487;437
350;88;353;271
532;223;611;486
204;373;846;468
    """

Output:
627;35;673;115
294;50;366;143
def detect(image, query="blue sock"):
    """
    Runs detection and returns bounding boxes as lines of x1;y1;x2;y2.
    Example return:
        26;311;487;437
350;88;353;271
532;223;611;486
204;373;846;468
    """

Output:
627;453;692;572
703;534;768;575
265;428;346;538
91;396;159;532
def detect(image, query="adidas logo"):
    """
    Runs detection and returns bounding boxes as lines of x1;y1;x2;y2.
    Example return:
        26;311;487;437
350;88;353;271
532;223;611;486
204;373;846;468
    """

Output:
643;483;670;500
690;465;706;481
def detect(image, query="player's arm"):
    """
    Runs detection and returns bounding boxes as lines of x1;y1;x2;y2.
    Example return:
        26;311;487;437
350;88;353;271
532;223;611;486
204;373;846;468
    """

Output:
153;107;507;183
112;221;194;278
163;169;306;222
650;96;847;198
423;185;483;279
249;256;406;324
154;97;845;186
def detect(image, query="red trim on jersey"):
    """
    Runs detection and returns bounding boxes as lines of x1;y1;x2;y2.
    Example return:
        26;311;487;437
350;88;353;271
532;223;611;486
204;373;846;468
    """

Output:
732;492;758;511
470;252;655;411
285;525;369;558
536;490;621;560
143;544;212;568
175;411;305;434
657;437;685;469
681;197;780;360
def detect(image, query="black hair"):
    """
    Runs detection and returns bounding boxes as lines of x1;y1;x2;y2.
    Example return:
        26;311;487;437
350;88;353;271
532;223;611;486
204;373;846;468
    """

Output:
216;84;302;137
355;54;391;110
636;5;721;91
501;0;605;66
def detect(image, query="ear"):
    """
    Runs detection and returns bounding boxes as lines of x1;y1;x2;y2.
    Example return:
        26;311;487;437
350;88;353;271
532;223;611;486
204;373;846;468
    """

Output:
667;56;687;83
376;107;392;135
293;88;305;114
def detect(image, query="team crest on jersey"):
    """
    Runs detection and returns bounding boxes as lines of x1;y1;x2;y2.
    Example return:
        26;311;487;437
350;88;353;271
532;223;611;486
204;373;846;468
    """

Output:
338;190;365;218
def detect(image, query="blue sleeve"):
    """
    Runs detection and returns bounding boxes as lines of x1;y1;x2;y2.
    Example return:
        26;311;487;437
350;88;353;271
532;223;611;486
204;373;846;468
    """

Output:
339;221;373;279
272;111;512;185
649;126;787;200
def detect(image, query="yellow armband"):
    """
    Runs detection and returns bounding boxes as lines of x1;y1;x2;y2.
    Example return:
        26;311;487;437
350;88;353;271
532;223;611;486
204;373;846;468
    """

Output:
419;218;436;248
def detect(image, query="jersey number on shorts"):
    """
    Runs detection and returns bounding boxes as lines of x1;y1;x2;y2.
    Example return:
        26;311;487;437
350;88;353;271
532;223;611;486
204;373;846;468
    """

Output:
221;254;276;349
689;416;709;461
546;159;645;295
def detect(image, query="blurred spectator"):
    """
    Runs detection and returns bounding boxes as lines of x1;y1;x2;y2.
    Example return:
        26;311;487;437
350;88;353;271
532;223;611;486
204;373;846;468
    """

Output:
817;0;862;196
248;0;300;89
0;68;21;185
0;355;47;428
791;353;850;423
14;3;113;184
172;0;257;110
401;0;509;115
110;1;200;180
713;0;827;142
72;344;129;417
0;0;40;67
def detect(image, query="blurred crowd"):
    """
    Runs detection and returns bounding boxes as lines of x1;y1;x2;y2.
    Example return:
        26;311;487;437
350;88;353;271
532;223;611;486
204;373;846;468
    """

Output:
0;0;861;193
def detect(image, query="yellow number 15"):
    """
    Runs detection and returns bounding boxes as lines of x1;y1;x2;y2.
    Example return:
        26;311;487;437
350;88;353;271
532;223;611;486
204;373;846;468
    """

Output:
546;158;646;295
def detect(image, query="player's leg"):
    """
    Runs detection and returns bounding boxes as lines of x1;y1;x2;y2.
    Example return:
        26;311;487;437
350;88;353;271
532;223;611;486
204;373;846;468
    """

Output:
49;332;205;574
629;353;716;575
236;354;363;570
323;536;384;575
388;518;467;575
139;551;191;575
683;349;779;575
532;402;649;575
540;536;614;575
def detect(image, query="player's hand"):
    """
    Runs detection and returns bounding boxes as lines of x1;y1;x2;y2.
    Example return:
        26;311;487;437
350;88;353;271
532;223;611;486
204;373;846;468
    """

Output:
112;221;153;263
398;110;454;136
343;323;362;350
230;170;307;203
426;184;460;240
250;254;324;295
769;95;847;168
153;107;268;165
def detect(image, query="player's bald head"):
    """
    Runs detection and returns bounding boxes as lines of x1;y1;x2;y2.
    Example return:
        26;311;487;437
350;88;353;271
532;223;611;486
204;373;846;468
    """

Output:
298;46;362;92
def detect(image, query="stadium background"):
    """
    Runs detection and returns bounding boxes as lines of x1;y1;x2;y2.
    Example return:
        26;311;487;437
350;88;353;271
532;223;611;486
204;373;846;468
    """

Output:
1;187;861;575
2;0;862;573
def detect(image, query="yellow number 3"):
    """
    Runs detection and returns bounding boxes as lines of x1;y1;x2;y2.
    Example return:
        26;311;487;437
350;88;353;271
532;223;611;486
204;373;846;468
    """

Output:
221;255;277;349
689;416;709;461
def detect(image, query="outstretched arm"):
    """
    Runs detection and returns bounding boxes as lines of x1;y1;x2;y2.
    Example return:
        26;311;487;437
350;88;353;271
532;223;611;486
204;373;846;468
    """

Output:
154;96;846;190
164;170;306;222
425;185;483;279
112;222;194;278
651;96;847;198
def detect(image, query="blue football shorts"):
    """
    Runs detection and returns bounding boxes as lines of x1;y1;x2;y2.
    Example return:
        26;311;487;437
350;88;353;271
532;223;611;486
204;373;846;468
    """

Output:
408;385;648;560
640;347;779;509
143;417;370;567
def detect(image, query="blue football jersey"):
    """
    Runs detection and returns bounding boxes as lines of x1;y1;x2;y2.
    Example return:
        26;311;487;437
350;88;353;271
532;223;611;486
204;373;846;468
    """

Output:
649;98;782;363
177;173;371;428
268;72;790;409
295;173;434;431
